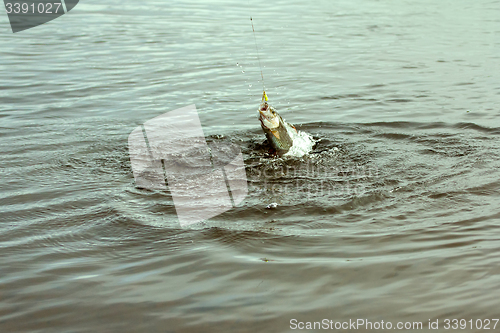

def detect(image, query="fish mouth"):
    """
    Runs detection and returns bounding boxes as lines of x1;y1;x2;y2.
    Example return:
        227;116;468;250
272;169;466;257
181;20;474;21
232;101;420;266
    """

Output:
258;102;270;118
258;102;272;117
258;103;279;129
259;102;273;122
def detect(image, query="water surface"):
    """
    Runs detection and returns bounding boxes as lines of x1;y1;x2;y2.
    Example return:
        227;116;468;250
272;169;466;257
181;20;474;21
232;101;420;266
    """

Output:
2;0;500;331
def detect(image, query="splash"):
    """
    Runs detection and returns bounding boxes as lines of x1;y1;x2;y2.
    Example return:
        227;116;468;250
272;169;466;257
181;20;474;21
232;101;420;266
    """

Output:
284;127;316;157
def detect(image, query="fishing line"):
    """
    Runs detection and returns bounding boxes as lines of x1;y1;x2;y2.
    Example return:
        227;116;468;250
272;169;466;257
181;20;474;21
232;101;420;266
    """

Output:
250;17;266;93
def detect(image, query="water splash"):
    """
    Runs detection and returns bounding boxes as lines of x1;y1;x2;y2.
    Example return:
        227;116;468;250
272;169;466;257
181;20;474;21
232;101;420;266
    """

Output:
284;127;316;157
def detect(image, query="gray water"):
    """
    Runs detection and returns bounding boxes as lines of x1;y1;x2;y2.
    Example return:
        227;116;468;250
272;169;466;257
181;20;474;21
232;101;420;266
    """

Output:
2;0;500;332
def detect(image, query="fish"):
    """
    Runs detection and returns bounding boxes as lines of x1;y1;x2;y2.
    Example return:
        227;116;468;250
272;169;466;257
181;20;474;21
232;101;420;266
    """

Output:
258;91;297;156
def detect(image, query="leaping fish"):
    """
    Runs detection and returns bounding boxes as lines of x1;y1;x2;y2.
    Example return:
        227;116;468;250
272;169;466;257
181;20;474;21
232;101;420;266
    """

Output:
258;91;297;155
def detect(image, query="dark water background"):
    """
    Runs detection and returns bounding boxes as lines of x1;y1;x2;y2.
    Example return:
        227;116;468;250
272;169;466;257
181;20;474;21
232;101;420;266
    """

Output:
2;0;500;332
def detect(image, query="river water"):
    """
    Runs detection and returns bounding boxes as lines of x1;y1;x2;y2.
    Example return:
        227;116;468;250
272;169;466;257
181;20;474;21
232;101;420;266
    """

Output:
2;0;500;332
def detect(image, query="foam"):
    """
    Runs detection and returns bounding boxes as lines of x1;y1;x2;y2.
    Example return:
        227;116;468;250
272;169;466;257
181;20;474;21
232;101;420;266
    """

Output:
284;126;316;157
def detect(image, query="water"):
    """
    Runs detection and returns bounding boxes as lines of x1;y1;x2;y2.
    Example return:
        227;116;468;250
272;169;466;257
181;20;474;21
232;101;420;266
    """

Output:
2;0;500;331
283;129;316;157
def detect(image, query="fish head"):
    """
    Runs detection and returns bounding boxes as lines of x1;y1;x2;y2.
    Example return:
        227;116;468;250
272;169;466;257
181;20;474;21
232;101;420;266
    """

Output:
258;102;281;130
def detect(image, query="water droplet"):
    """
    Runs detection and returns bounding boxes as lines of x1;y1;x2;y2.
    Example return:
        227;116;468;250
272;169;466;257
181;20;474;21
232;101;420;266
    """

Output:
249;84;252;87
242;70;245;73
236;62;239;66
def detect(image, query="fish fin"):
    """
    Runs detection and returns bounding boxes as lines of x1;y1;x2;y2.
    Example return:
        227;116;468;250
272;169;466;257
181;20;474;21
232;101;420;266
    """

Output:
271;129;280;139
